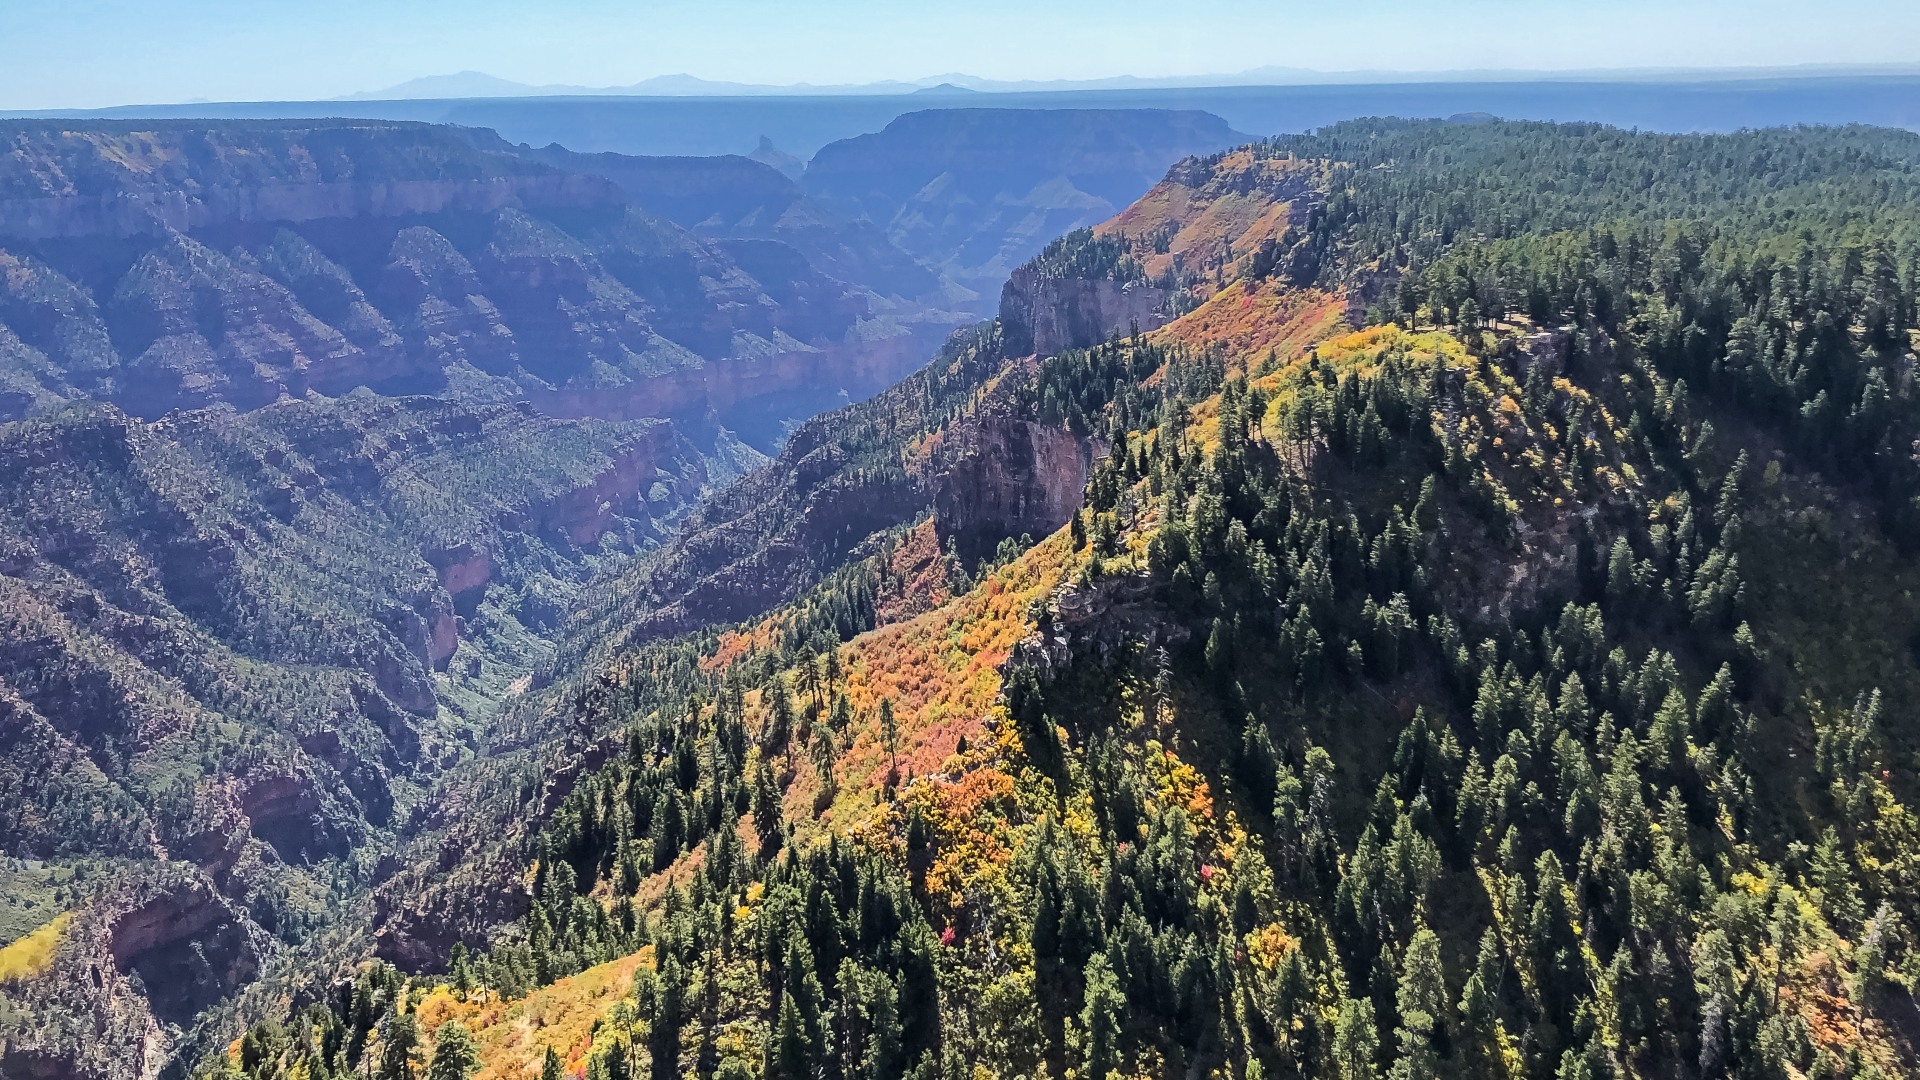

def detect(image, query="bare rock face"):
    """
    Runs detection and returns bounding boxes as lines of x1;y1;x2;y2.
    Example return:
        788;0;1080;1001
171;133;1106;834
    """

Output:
0;865;270;1080
1499;329;1570;379
427;542;495;599
933;408;1103;553
1011;569;1190;684
998;271;1168;358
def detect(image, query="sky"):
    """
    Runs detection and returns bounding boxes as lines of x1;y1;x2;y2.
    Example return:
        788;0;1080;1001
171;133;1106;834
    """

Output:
7;0;1920;110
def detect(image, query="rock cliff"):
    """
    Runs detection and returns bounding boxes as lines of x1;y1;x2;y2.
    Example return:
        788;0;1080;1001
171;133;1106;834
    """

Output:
0;864;269;1080
998;270;1169;357
0;119;961;449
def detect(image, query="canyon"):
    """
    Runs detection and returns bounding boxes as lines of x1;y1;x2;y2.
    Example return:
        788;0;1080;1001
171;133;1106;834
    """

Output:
0;119;958;450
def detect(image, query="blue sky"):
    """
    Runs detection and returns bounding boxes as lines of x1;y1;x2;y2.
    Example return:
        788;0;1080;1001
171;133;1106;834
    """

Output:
8;0;1919;109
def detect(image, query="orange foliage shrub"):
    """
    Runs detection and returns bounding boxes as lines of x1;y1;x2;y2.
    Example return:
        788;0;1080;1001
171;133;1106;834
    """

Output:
1147;280;1348;381
1098;150;1324;282
831;532;1077;811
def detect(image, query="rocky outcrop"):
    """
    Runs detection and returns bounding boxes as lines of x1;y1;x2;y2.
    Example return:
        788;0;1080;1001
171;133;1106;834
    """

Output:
1011;570;1191;686
933;410;1105;552
999;270;1168;358
427;543;495;599
1499;329;1570;378
0;864;269;1079
107;877;269;1028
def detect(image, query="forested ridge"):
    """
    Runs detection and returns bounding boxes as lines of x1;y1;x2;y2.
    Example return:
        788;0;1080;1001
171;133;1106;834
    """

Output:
139;120;1920;1080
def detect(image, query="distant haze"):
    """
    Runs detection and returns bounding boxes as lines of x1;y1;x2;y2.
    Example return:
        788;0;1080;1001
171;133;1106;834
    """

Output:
15;82;1919;161
4;0;1920;109
337;64;1920;102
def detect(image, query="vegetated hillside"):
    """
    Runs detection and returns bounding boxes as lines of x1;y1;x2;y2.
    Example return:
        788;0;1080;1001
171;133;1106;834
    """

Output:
40;118;1920;1080
0;119;955;451
804;109;1245;298
555;148;1343;671
550;212;1181;676
0;392;757;1074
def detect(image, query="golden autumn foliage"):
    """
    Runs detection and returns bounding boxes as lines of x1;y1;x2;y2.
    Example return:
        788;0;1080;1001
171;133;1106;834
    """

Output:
414;951;651;1080
0;912;69;983
1144;279;1348;381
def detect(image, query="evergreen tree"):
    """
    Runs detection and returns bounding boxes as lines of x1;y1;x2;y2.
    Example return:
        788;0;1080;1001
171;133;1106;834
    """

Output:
767;674;796;768
1333;998;1380;1080
775;995;810;1080
1079;952;1124;1080
426;1022;480;1080
378;1012;422;1080
1390;927;1444;1080
879;698;899;786
448;943;474;1001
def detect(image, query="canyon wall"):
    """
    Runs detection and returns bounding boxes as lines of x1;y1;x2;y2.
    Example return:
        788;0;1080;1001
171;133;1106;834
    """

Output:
0;119;962;448
998;269;1169;357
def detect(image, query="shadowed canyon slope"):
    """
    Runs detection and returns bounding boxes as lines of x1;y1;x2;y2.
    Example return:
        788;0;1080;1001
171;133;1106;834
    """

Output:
802;108;1245;295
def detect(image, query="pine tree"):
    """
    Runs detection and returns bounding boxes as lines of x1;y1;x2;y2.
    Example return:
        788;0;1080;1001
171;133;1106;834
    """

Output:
837;960;901;1080
648;955;686;1080
426;1021;480;1080
1079;952;1124;1080
751;757;782;852
1457;928;1501;1054
811;725;838;805
1333;997;1380;1080
448;943;474;1000
824;649;843;698
378;1012;422;1080
784;928;827;1062
879;698;899;787
775;994;810;1080
898;917;942;1063
1390;927;1444;1080
799;650;823;711
767;674;796;769
541;1047;564;1080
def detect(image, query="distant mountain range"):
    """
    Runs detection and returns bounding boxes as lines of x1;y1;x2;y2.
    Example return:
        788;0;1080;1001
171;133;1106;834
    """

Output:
343;62;1920;101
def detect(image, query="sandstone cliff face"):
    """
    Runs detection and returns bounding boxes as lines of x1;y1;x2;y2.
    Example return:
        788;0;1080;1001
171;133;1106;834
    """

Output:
932;403;1106;551
521;327;933;431
1010;569;1191;688
998;270;1168;358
